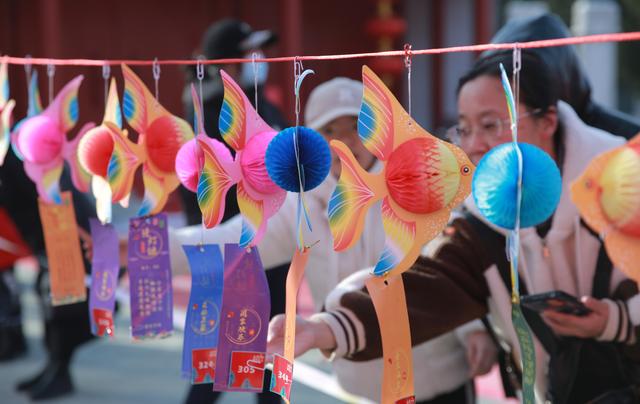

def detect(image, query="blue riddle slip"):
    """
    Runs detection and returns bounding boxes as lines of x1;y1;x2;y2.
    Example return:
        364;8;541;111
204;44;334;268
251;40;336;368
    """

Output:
181;244;224;384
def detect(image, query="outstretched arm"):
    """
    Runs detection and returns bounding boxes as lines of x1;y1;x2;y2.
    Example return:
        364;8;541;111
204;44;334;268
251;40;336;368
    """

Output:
268;218;493;360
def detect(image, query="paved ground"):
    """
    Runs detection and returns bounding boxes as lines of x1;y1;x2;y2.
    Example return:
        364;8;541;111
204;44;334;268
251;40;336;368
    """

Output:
0;263;341;404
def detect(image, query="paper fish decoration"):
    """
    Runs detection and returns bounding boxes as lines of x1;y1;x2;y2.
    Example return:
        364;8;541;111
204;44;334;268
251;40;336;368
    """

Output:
196;70;286;248
571;133;640;281
328;66;474;277
0;59;16;166
12;75;93;204
77;78;124;223
107;64;194;216
10;70;44;163
175;84;232;194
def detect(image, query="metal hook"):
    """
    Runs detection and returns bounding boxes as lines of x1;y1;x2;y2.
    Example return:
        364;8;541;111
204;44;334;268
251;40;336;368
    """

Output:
23;54;33;97
512;44;521;134
252;52;259;114
152;57;160;101
24;54;32;80
102;63;111;80
195;55;205;111
102;63;111;105
46;64;55;105
46;63;55;78
404;43;413;116
403;43;412;69
512;44;522;73
196;56;205;81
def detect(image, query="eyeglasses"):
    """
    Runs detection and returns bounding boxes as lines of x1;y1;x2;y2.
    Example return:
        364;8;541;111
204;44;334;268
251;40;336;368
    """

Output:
446;108;542;146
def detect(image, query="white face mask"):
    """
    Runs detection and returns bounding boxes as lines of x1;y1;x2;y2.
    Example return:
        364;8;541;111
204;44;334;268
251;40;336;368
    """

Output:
241;51;269;87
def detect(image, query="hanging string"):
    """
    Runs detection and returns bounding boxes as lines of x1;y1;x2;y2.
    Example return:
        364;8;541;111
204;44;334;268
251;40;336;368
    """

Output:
500;45;536;404
511;46;523;256
292;58;314;249
152;57;160;102
252;52;259;116
499;44;524;302
404;43;412;116
511;45;522;142
196;56;205;112
512;45;523;251
194;55;206;250
102;63;110;106
46;64;55;105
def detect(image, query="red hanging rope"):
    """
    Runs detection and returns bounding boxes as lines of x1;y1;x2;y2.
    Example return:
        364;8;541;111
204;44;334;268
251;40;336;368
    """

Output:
2;31;640;67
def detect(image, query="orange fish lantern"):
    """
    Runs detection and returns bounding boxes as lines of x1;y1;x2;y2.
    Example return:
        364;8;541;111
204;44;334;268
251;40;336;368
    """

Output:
107;64;194;216
77;78;125;223
571;134;640;281
11;74;93;203
328;66;474;277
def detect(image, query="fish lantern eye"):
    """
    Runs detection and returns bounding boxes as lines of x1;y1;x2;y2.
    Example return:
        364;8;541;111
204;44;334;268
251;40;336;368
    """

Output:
461;165;471;176
585;178;594;189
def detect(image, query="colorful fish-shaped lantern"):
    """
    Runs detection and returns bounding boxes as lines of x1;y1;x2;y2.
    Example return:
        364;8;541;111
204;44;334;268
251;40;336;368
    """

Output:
10;71;44;162
571;134;640;281
328;66;474;277
175;84;232;194
0;59;16;166
77;78;125;223
197;70;286;248
12;74;93;203
108;64;194;216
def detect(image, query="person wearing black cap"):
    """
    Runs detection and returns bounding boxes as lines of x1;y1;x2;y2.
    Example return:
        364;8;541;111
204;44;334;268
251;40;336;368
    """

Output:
181;18;288;404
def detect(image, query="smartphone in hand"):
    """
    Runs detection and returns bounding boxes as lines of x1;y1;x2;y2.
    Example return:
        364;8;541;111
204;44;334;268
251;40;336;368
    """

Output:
521;291;592;316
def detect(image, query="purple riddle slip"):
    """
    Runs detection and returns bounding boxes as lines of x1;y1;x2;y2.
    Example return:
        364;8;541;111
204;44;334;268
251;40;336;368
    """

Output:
213;244;270;392
89;219;120;337
127;213;173;339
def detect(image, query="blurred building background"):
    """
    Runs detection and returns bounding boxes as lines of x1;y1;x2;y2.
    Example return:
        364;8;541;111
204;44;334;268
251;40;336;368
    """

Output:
1;0;638;134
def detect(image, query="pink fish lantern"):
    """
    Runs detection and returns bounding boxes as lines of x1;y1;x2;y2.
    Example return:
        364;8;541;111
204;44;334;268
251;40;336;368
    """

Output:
196;70;286;248
175;84;233;193
0;59;16;166
12;75;93;204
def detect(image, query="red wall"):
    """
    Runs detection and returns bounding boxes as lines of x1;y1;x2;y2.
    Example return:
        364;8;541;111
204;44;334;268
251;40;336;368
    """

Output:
0;0;391;208
0;0;383;128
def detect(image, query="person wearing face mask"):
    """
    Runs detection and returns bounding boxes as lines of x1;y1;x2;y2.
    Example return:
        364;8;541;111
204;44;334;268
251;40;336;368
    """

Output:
171;77;497;404
268;51;640;404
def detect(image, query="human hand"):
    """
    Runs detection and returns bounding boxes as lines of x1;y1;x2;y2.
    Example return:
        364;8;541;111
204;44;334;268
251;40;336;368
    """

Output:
267;314;337;361
465;330;498;377
542;296;608;338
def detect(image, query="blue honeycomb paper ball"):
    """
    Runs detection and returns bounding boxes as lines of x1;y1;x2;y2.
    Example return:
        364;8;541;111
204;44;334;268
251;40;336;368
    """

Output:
265;126;331;192
472;142;562;229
